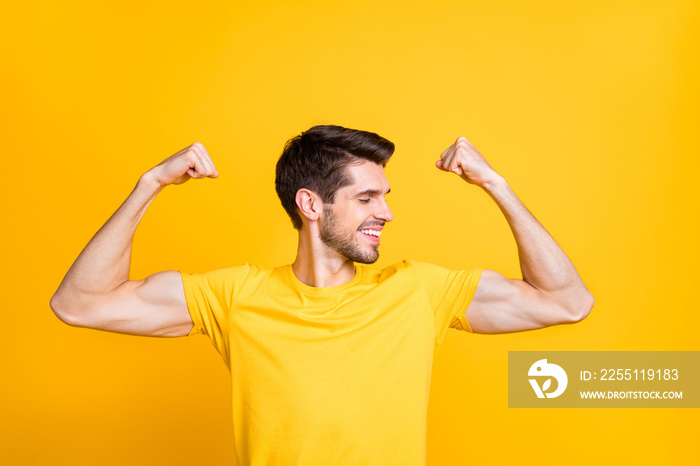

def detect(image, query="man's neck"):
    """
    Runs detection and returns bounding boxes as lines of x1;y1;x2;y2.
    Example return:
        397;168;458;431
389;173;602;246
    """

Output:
291;228;356;288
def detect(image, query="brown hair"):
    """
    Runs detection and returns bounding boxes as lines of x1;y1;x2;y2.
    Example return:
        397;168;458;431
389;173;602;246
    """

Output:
275;125;395;229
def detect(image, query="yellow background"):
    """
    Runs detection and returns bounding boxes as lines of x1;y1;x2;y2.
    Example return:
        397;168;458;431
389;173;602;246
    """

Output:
2;0;697;464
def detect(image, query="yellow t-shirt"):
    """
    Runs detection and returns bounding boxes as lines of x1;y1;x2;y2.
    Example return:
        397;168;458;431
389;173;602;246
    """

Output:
180;260;482;466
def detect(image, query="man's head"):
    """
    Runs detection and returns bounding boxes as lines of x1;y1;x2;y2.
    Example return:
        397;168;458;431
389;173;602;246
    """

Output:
275;125;395;229
275;125;395;263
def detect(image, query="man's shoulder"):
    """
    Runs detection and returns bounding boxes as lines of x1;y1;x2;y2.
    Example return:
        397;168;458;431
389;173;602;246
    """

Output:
368;260;479;281
358;260;468;290
359;260;422;281
370;259;438;273
182;263;272;282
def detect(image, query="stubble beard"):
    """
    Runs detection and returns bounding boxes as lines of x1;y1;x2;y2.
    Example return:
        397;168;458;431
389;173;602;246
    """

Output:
319;205;379;264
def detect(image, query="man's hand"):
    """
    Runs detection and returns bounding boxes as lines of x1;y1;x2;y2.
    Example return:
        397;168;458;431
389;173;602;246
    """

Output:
436;136;500;188
147;142;219;187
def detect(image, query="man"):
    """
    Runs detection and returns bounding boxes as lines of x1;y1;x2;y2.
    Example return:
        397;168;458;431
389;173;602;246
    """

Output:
51;125;593;465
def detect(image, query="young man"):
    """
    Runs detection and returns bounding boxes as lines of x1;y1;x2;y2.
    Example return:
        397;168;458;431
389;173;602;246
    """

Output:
51;125;593;465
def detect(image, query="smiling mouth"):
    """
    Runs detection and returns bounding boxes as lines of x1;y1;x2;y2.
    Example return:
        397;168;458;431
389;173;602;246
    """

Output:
358;229;382;242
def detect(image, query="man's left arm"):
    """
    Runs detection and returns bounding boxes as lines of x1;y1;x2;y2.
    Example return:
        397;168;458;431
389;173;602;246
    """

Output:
437;136;594;334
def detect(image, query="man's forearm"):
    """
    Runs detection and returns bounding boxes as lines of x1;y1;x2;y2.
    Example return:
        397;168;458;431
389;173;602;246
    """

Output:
51;172;163;317
482;175;591;303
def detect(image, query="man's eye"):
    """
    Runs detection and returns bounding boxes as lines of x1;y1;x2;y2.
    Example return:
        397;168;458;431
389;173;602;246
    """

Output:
358;199;371;204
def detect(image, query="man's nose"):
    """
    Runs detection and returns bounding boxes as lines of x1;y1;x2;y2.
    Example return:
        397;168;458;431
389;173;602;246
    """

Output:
375;200;394;223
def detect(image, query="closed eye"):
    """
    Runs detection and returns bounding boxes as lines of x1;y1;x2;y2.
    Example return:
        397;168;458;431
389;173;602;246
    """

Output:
358;199;371;204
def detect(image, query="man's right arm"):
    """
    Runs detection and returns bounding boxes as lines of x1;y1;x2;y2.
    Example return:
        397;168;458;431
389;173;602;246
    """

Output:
49;142;219;337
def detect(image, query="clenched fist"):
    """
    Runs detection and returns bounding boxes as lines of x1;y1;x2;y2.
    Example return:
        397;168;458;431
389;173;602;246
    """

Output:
436;136;500;188
147;142;219;187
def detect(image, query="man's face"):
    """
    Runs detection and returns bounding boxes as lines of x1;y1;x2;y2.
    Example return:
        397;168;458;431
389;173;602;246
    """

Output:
319;160;393;264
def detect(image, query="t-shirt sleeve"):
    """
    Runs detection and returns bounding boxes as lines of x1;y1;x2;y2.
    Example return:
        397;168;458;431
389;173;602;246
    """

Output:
410;260;483;345
179;264;251;367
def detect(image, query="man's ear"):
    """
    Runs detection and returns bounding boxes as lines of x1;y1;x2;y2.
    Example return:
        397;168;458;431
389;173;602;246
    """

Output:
295;188;323;223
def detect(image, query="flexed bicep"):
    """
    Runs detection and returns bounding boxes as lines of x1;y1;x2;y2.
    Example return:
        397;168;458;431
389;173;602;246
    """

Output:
60;270;194;338
465;269;582;334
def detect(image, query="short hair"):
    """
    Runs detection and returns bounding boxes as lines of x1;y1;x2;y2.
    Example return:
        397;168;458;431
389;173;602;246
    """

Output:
275;125;395;230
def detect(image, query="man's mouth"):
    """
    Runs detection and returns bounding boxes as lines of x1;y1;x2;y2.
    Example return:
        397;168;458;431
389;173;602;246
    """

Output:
359;228;382;242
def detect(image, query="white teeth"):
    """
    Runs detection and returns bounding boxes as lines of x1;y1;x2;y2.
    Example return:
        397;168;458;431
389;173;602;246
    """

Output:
360;229;381;237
